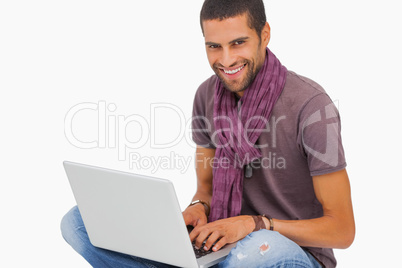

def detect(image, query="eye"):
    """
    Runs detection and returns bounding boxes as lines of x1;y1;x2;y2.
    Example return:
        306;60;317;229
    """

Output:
209;44;220;49
234;41;245;45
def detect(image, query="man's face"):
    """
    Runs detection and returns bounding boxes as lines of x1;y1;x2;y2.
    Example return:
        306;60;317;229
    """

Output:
202;14;270;96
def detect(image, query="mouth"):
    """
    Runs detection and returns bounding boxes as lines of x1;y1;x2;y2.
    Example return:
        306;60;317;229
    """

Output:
219;63;247;77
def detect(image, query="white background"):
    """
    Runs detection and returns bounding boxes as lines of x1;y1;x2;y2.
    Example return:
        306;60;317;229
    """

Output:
1;0;401;267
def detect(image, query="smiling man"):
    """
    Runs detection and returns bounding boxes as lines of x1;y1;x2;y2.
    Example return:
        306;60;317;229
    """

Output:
61;0;354;267
183;0;355;267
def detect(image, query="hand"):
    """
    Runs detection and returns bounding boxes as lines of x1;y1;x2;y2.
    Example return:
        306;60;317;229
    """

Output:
182;203;208;228
190;216;255;252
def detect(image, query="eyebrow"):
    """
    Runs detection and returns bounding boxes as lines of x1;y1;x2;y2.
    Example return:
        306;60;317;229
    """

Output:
205;36;249;46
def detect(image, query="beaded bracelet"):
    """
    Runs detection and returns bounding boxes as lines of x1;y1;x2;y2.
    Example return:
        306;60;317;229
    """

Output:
263;214;274;231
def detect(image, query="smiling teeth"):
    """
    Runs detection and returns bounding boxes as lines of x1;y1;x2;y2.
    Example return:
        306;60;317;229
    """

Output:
224;65;245;75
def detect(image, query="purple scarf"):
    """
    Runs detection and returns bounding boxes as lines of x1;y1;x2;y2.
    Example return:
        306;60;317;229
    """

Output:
209;48;287;222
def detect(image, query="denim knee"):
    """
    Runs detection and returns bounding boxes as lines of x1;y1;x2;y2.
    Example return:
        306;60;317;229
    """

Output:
60;206;87;253
219;230;312;268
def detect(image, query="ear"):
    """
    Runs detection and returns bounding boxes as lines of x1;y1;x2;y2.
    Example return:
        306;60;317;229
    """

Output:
261;22;271;47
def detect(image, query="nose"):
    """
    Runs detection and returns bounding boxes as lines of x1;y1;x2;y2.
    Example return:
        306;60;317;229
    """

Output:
220;47;236;68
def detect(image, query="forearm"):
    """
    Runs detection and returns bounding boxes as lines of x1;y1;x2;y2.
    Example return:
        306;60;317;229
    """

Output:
189;171;213;218
183;146;215;226
192;146;215;204
191;184;212;203
268;215;355;249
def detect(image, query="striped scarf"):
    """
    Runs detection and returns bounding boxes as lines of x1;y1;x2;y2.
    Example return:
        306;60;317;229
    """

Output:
209;48;287;222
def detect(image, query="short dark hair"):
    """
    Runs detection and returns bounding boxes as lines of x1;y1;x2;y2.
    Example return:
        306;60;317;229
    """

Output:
200;0;267;37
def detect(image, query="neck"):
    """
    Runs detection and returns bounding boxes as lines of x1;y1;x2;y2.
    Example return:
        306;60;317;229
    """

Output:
236;91;244;98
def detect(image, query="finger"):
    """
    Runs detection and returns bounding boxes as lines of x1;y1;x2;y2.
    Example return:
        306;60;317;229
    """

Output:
189;223;209;243
189;226;201;242
203;230;221;251
212;236;228;252
195;228;212;249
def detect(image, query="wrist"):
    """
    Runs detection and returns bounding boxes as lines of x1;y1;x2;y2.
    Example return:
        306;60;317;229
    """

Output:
252;215;274;232
262;214;274;231
193;203;207;215
251;215;266;231
188;200;210;217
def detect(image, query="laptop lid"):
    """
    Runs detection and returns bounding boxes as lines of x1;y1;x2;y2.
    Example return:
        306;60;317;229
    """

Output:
63;161;199;268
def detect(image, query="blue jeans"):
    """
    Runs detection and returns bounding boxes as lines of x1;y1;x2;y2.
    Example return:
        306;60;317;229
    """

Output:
61;206;322;268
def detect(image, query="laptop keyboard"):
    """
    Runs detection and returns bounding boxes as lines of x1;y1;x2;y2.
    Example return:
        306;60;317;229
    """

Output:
187;226;214;258
192;241;213;258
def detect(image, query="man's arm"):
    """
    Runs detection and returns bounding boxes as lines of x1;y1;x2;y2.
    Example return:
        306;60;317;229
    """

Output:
182;146;215;227
193;168;355;252
272;168;355;249
185;146;257;251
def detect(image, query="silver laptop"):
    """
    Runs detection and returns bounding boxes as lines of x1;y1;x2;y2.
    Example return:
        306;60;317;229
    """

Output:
63;161;236;268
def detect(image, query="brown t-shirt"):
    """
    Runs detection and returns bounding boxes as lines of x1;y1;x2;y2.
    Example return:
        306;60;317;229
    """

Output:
191;71;347;268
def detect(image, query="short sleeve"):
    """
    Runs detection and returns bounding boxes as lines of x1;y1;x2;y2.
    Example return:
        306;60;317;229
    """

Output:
297;93;347;176
191;80;216;149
